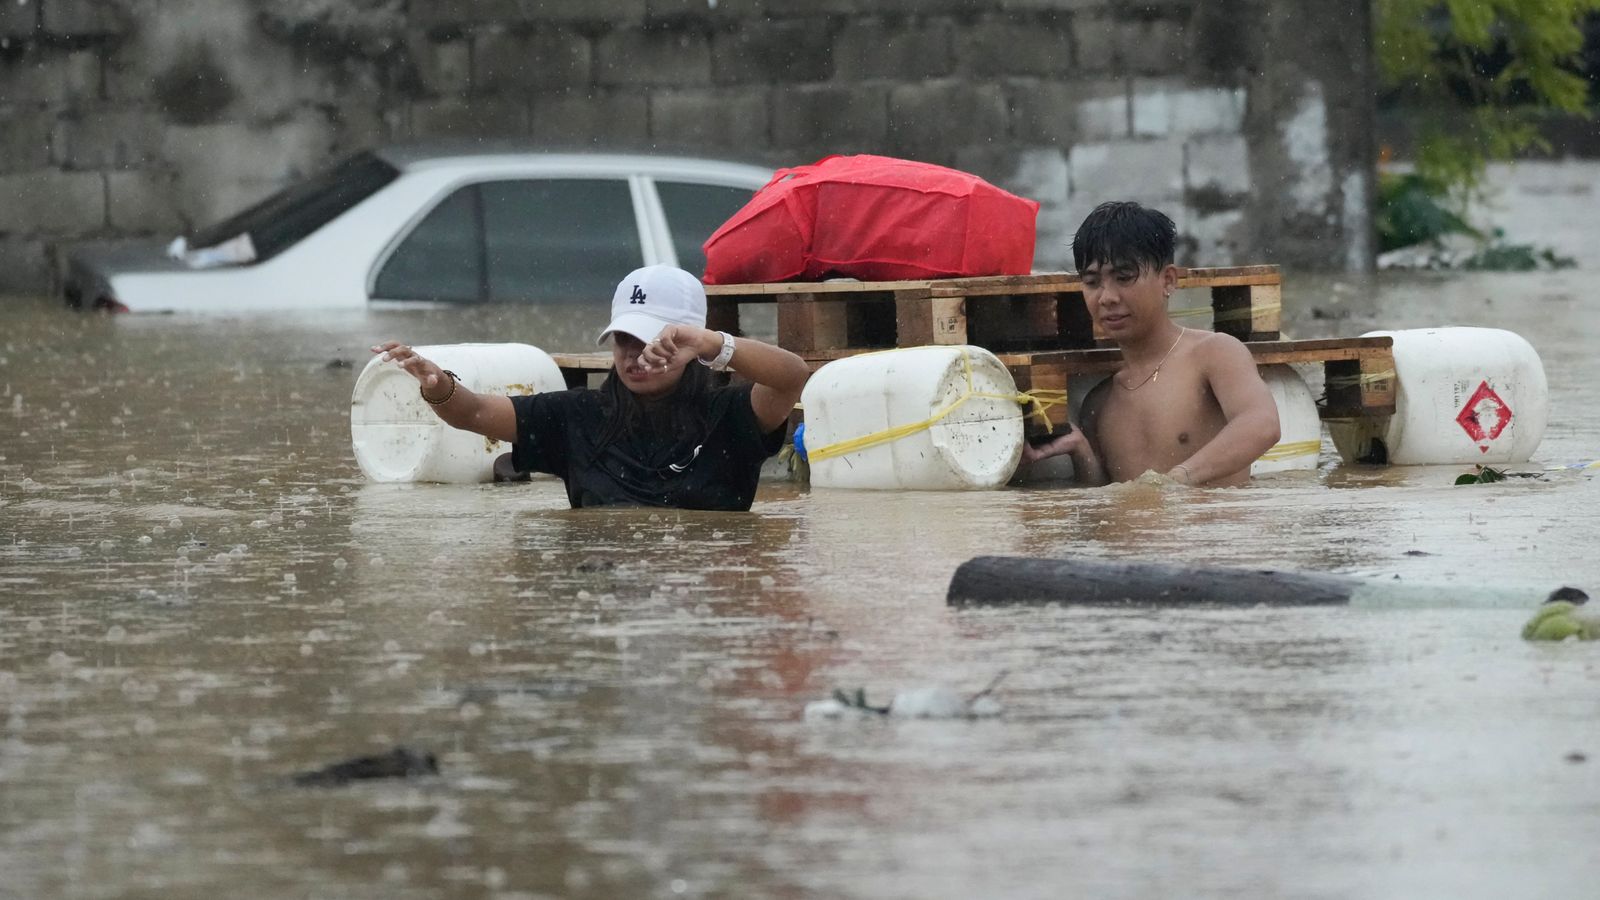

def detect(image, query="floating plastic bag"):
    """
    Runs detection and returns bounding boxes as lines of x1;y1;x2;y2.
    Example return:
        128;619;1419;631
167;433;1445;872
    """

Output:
702;154;1039;284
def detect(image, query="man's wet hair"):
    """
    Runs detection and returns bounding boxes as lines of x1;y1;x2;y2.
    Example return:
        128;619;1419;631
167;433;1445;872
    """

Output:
1072;201;1176;274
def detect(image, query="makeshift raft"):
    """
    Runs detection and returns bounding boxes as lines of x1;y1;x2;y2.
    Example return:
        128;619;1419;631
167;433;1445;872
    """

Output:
550;266;1398;436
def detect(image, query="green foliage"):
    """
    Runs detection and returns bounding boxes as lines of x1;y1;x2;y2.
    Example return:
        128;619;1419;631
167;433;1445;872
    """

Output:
1461;237;1578;269
1376;0;1600;196
1375;171;1480;251
1455;464;1507;484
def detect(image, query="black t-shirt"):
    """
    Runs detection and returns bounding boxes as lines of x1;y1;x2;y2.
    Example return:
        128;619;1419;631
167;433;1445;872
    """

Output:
509;384;786;511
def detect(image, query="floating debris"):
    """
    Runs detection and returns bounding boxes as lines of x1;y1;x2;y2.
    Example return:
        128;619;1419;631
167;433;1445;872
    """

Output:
1522;587;1597;641
291;746;439;787
805;673;1006;720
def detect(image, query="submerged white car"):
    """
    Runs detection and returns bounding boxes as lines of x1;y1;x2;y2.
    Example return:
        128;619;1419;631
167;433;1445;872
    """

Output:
63;146;772;313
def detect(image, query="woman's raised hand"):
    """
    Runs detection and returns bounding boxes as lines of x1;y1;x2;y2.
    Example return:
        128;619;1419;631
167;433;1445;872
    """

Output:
639;325;713;371
372;341;451;393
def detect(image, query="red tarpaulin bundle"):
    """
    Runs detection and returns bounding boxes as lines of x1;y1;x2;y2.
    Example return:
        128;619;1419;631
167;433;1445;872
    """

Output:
702;155;1040;284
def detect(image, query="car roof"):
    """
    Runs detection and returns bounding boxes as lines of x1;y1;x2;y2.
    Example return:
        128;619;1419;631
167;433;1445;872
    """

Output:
373;141;774;183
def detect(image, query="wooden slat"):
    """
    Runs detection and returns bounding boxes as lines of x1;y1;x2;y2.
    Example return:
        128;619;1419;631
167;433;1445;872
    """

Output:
894;289;967;346
706;266;1281;301
550;352;613;371
777;291;850;353
706;297;742;336
989;337;1392;371
1211;283;1282;342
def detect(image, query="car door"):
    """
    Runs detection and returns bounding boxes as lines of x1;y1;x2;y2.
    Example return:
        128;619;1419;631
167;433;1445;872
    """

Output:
370;176;647;304
646;178;761;278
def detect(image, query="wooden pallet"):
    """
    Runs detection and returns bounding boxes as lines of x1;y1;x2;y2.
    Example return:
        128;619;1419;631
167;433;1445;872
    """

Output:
996;336;1396;433
704;265;1283;355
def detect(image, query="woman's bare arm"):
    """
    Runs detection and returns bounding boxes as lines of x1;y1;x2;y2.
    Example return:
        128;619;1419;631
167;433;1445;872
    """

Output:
371;341;518;444
644;326;811;433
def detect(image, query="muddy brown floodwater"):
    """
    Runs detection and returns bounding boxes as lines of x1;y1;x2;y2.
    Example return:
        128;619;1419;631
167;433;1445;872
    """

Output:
2;270;1598;900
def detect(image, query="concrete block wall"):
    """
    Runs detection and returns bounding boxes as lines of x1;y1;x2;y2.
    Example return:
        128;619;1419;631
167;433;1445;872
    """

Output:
0;0;1375;297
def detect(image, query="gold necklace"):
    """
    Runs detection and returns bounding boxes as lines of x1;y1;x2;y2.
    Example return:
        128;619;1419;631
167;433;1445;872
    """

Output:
1117;328;1185;391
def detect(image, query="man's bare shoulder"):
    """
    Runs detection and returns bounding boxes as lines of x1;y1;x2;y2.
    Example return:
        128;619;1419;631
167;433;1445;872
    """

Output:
1189;330;1258;371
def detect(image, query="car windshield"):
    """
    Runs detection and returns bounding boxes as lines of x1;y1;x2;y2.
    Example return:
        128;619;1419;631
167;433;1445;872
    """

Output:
188;151;400;263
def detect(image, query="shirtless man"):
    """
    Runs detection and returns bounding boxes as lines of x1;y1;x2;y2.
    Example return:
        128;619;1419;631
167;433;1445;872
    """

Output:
1023;202;1280;487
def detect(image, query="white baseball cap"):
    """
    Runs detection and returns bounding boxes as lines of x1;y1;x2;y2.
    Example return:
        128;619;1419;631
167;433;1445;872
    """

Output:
596;265;708;345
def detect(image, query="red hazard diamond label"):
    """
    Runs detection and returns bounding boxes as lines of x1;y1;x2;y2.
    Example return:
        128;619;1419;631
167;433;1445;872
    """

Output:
1455;381;1512;452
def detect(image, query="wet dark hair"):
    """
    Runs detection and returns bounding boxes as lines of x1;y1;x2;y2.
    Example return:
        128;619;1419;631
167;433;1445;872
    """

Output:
1072;201;1177;274
594;361;715;453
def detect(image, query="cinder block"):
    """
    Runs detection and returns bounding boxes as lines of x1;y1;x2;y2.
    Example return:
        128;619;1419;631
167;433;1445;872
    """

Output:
531;90;650;147
648;0;774;24
107;170;186;234
1116;15;1189;75
1000;0;1115;10
1006;146;1071;205
596;29;711;87
650;88;770;151
1075;81;1130;141
0;109;54;173
411;32;471;96
0;238;53;296
770;83;888;152
0;47;101;107
712;20;832;85
1133;80;1245;138
835;18;953;80
1006;80;1067;145
766;0;989;14
474;30;592;94
410;0;523;31
1185;134;1251;197
41;0;131;37
1068;139;1184;206
0;169;106;234
161;118;337;227
959;17;1073;77
1072;13;1116;73
515;0;646;24
887;81;1007;159
408;98;532;138
0;0;38;38
1185;209;1246;265
53;110;166;171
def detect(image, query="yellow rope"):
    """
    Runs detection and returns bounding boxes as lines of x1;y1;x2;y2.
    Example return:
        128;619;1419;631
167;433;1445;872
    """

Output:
1169;303;1282;324
1325;369;1397;388
1256;439;1322;462
1211;302;1281;324
806;348;1068;463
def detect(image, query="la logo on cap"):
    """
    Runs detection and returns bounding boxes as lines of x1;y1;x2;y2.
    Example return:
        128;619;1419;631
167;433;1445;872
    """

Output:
629;285;646;304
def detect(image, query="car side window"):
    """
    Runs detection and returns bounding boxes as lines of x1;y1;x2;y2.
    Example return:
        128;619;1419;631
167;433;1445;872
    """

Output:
655;182;756;278
480;179;641;303
373;185;483;302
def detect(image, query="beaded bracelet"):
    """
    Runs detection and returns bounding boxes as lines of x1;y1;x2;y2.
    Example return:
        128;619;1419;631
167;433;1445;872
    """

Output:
422;370;460;405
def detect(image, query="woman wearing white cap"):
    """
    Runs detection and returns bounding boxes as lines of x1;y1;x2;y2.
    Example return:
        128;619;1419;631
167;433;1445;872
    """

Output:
372;265;811;510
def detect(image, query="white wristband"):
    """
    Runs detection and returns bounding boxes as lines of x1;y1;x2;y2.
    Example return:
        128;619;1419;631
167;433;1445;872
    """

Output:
699;331;736;371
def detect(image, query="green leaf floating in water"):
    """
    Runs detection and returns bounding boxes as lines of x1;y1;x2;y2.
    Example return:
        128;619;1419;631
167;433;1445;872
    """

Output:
1456;465;1508;485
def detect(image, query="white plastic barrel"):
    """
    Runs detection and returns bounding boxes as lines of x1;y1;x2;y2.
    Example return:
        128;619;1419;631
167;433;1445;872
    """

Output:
350;343;567;483
801;345;1024;490
1251;365;1322;475
1328;327;1547;465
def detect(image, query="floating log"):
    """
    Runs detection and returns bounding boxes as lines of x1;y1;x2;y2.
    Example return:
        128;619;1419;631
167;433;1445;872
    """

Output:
947;555;1357;607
